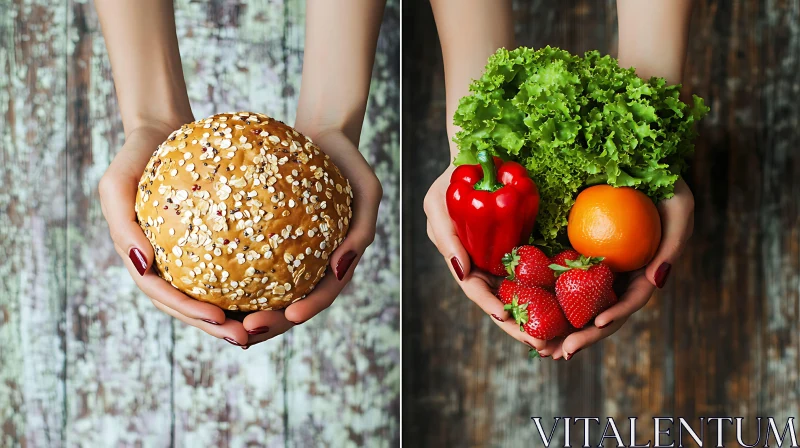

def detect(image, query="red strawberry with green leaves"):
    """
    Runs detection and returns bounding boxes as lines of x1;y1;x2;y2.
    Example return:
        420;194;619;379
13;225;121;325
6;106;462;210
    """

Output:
502;286;570;341
550;249;580;268
550;255;617;328
502;246;555;289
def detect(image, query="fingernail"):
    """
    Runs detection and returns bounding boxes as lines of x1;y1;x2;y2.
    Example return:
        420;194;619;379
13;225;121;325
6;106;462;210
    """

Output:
224;337;242;346
539;352;549;358
654;262;672;288
598;320;614;329
289;320;305;325
247;326;270;335
129;247;148;276
241;345;249;350
566;348;582;360
491;314;504;322
336;251;357;280
202;319;221;325
450;257;464;281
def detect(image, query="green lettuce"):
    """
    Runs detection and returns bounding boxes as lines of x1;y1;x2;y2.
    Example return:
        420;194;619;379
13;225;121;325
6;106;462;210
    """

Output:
453;46;709;250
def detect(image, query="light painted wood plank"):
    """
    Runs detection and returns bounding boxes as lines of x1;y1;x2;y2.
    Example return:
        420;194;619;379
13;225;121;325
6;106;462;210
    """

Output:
170;1;289;446
62;1;175;446
281;1;400;446
0;1;68;446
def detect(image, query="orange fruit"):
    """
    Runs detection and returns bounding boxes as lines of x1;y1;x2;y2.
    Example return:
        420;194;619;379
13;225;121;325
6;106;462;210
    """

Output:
567;185;661;272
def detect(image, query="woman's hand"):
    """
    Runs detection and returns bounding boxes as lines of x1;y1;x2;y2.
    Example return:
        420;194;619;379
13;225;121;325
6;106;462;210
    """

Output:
240;129;382;347
99;122;251;347
424;168;553;349
541;178;695;360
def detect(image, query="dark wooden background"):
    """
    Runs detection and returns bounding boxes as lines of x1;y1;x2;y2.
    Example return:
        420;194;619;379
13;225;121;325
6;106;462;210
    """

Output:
0;0;399;447
403;0;800;446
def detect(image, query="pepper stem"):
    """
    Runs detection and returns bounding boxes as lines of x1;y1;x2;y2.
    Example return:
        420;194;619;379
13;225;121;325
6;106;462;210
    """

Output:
473;150;503;192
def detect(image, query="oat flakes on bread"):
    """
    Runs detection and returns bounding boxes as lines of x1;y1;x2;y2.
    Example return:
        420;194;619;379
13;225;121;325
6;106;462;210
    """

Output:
134;112;353;311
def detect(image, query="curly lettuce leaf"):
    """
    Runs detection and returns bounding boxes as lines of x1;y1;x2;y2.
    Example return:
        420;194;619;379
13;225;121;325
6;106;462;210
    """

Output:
454;46;709;248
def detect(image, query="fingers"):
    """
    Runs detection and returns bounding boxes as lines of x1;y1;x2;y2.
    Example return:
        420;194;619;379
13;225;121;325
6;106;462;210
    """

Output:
424;185;471;282
561;318;627;360
115;243;227;324
242;310;296;348
283;271;345;324
646;178;694;288
461;276;510;326
148;298;249;346
594;271;655;328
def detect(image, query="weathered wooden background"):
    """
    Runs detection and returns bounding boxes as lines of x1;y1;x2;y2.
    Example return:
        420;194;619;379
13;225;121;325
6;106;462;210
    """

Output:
404;0;799;446
0;0;399;447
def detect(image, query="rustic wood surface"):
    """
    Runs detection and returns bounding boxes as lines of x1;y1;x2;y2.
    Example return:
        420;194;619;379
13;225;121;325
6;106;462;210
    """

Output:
403;0;800;446
0;0;399;447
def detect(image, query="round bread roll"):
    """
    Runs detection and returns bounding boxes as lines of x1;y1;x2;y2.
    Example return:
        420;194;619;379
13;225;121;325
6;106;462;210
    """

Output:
134;112;352;311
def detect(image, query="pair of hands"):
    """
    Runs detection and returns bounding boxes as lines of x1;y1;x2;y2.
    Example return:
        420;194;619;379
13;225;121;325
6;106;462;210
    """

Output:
99;121;381;349
424;165;694;360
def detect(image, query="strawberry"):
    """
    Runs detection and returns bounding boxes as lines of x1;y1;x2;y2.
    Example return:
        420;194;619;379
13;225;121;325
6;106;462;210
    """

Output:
550;255;617;328
503;285;570;341
502;246;555;289
550;249;581;268
497;279;519;305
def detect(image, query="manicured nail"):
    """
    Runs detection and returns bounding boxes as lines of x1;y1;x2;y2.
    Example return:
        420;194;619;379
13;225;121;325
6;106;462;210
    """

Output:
247;326;270;335
241;345;249;350
654;262;672;288
598;320;614;329
539;352;549;358
491;314;504;322
566;348;582;360
336;251;357;280
202;319;221;325
224;337;242;346
450;257;464;281
290;320;305;326
129;247;148;276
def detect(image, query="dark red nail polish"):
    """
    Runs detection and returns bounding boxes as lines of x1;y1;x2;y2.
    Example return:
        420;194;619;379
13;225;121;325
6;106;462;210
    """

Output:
539;352;549;358
129;247;148;276
450;257;464;281
241;345;249;350
654;262;672;288
491;314;504;322
202;319;221;325
566;348;582;360
247;326;270;335
336;251;357;280
598;320;614;329
224;337;242;346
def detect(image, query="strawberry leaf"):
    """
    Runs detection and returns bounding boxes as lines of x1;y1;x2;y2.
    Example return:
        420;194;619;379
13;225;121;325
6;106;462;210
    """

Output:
502;248;520;280
502;295;529;332
528;349;540;360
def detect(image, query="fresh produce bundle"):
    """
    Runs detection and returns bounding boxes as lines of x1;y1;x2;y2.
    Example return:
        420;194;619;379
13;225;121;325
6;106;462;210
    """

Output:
446;46;709;338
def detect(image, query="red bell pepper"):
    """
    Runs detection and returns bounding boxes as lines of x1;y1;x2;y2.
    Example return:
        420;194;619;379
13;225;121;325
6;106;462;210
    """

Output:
446;150;540;276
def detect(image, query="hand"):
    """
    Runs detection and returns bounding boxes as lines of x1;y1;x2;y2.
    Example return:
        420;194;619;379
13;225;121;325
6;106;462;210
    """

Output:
424;168;551;349
541;178;695;360
240;128;382;347
99;122;251;347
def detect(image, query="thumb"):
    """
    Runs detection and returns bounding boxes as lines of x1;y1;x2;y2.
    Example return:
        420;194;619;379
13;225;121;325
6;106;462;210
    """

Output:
99;136;162;276
424;194;470;281
646;182;694;288
99;171;155;277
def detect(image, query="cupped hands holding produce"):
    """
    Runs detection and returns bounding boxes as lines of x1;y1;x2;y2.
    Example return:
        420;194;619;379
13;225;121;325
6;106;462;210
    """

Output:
436;46;707;360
